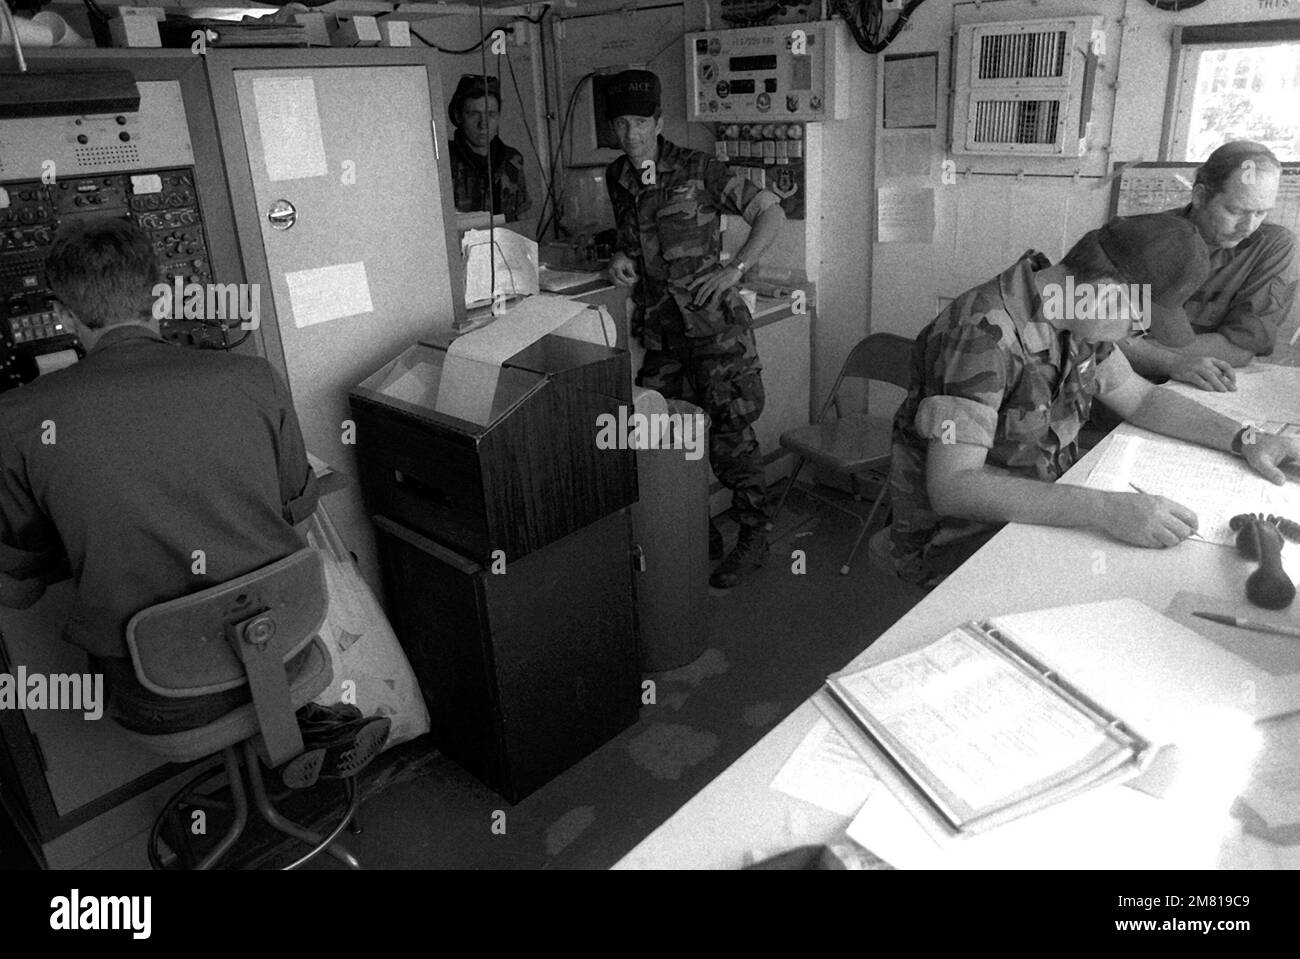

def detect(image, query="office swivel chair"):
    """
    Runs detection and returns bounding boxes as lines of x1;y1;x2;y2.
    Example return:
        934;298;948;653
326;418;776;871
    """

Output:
770;332;914;575
123;548;365;870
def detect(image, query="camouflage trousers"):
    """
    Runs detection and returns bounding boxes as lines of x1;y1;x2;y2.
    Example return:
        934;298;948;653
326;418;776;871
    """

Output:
637;327;769;528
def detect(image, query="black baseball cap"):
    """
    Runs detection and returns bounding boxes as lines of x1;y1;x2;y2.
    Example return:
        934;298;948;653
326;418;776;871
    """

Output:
1097;214;1211;345
1063;214;1211;345
605;70;660;118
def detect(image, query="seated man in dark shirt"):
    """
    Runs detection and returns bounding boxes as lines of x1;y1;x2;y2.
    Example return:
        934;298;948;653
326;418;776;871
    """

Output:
0;222;383;768
1119;141;1298;383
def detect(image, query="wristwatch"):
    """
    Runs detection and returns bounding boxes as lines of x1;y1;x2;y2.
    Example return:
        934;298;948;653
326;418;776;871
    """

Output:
1231;425;1253;455
731;258;748;276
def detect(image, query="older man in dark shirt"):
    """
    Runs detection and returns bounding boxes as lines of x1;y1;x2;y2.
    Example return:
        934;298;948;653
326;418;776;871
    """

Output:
0;220;319;731
1120;141;1298;386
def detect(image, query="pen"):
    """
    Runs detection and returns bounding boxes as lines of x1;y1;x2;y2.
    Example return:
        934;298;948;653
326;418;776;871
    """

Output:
1128;483;1207;541
1192;610;1300;640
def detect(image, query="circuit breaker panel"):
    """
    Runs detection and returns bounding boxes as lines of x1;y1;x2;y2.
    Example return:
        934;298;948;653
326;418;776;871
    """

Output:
685;20;865;122
1;79;231;393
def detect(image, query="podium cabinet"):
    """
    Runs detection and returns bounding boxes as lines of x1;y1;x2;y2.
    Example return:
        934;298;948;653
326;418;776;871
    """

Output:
350;332;640;801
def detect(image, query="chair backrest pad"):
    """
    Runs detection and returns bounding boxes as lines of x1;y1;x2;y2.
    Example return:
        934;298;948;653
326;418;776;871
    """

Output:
126;548;328;699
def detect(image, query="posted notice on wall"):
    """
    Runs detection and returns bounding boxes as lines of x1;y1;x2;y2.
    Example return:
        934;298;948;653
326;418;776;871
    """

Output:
253;76;328;182
285;262;374;328
876;188;935;244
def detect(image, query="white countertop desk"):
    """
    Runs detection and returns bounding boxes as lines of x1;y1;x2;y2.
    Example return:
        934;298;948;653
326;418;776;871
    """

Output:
615;363;1300;870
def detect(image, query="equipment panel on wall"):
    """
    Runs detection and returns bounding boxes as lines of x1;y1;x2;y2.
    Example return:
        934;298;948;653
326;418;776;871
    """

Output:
686;20;865;122
0;79;235;394
713;122;806;219
0;168;225;393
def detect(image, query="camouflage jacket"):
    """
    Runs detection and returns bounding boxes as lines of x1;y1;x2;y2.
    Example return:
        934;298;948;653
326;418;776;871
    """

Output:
448;132;531;223
605;137;780;349
888;251;1134;587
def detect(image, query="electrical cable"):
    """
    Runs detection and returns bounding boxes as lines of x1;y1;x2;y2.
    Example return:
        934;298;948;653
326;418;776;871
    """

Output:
535;71;592;243
833;0;929;55
504;48;564;245
477;0;496;306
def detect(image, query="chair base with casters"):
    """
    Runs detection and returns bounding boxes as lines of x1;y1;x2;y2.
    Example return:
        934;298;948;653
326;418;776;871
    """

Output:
122;548;374;870
769;332;914;575
146;738;363;870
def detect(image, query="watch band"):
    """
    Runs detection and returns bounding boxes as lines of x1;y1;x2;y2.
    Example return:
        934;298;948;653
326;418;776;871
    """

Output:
1231;425;1252;455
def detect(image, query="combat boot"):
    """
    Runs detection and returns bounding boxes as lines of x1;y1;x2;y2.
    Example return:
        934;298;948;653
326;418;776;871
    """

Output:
709;524;768;589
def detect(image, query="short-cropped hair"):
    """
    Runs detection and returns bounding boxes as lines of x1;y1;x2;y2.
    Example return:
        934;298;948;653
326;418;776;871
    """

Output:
1195;141;1282;196
43;219;160;330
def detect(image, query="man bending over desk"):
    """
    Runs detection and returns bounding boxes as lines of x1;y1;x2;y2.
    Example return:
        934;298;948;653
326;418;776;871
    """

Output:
888;215;1300;590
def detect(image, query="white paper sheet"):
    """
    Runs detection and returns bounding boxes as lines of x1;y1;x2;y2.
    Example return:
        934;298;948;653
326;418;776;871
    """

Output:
462;228;539;307
846;776;1216;869
769;717;877;817
876;188;934;244
253;76;328;182
836;627;1114;810
882;53;938;128
1165;364;1300;422
284;262;373;329
35;350;78;375
435;294;591;426
1085;431;1300;547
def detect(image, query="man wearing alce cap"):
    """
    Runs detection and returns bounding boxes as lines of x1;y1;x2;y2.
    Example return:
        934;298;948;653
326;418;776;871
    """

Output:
603;69;786;589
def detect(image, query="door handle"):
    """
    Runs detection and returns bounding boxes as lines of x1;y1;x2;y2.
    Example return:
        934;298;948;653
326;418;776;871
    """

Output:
267;199;297;231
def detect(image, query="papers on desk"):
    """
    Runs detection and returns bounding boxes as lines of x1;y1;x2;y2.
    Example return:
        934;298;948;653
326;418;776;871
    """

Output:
769;718;877;817
462;228;539;307
822;619;1149;835
434;295;597;426
1234;712;1300;842
1166;364;1300;424
822;599;1277;860
845;769;1213;869
1084;430;1300;547
1166;590;1300;678
538;266;602;293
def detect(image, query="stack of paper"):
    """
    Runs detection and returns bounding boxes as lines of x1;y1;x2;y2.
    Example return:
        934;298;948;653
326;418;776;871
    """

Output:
1084;430;1300;547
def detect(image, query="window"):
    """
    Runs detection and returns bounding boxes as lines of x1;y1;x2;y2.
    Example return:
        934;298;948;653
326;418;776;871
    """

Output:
1166;22;1300;162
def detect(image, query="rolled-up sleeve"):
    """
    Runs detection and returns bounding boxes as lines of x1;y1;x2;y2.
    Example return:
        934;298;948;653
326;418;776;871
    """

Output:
1216;228;1298;355
913;315;1012;449
704;158;780;225
1092;341;1135;398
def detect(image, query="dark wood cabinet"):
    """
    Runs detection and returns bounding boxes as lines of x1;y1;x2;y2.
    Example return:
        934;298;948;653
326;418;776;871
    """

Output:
352;331;642;802
373;512;640;802
350;331;637;566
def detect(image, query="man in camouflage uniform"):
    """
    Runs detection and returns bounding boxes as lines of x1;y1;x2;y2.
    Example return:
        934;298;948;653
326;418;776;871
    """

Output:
889;214;1300;589
448;74;530;223
604;70;786;589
